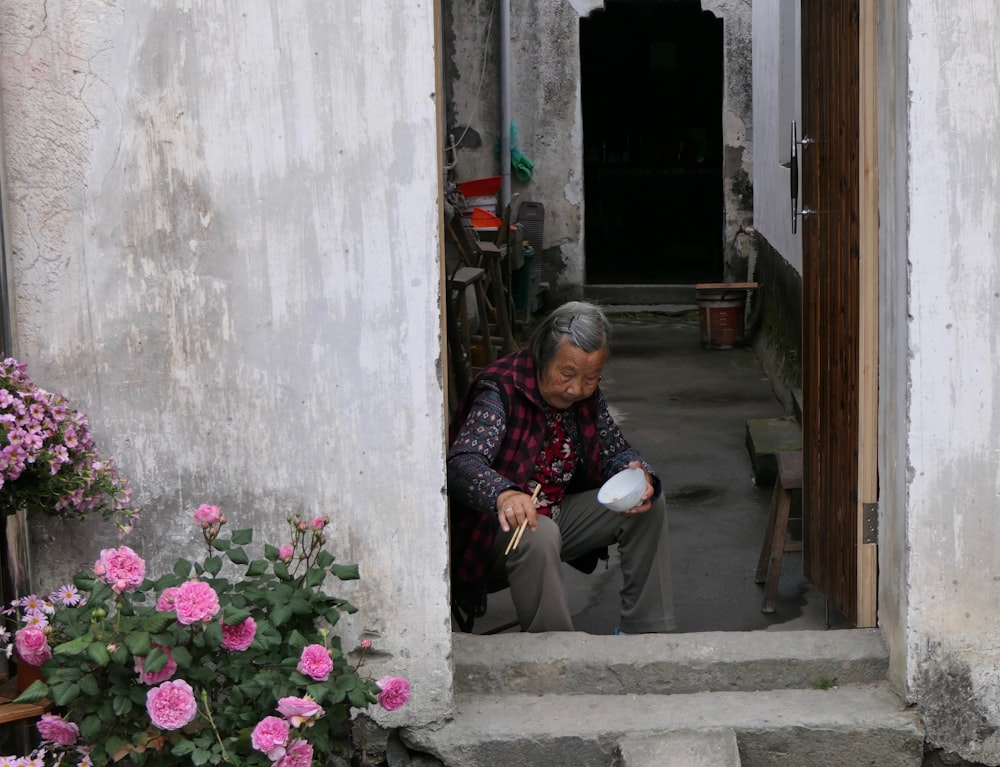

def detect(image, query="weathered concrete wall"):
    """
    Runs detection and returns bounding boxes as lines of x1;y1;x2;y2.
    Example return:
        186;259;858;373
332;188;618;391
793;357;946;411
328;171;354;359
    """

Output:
444;0;753;298
905;1;1000;763
750;0;801;274
0;0;450;725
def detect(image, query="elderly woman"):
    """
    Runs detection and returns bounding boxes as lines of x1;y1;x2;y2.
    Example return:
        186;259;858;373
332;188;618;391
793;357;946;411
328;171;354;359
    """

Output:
448;301;675;633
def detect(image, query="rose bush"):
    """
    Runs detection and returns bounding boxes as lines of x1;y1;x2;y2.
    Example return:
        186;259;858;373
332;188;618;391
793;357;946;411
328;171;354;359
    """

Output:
1;504;409;766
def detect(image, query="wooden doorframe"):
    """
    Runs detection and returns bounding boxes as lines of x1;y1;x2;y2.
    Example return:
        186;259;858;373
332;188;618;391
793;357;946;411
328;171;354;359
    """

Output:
856;0;878;628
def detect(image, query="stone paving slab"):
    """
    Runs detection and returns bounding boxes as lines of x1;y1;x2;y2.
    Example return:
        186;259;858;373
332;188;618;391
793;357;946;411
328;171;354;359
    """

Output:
619;730;741;767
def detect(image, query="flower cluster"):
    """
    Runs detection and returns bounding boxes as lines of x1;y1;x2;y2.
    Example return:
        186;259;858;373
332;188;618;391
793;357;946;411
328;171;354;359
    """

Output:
0;358;139;532
1;504;409;766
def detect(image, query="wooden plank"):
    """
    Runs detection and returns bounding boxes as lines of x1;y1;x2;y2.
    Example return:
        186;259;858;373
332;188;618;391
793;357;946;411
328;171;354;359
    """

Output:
856;0;879;628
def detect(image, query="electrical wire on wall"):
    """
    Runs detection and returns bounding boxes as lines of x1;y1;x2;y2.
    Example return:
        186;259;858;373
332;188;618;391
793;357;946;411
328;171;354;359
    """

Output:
444;0;497;184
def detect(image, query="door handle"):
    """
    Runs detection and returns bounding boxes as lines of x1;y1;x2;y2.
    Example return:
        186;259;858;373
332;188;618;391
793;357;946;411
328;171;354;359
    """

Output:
790;121;799;233
790;121;815;233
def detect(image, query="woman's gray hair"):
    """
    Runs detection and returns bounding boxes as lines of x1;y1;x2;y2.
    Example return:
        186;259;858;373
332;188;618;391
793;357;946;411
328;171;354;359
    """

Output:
528;301;612;373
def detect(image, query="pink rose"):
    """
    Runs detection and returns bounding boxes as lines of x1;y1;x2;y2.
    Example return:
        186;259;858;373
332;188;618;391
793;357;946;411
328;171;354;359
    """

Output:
15;626;52;666
135;644;177;684
309;516;325;531
37;713;79;746
376;676;410;712
146;679;197;730
94;546;146;594
251;716;290;760
276;739;313;767
221;616;257;651
278;545;294;562
361;638;372;650
296;644;333;681
276;695;324;727
173;580;220;625
156;586;180;612
193;503;221;526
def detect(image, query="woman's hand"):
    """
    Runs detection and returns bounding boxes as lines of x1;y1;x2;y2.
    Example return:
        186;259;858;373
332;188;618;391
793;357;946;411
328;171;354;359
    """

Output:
495;486;540;533
618;460;654;516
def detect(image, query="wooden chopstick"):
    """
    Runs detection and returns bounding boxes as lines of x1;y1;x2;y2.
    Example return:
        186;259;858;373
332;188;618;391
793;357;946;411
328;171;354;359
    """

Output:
505;484;542;556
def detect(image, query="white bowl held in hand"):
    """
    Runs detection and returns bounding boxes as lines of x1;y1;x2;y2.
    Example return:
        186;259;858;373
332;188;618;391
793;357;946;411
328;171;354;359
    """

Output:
597;467;647;512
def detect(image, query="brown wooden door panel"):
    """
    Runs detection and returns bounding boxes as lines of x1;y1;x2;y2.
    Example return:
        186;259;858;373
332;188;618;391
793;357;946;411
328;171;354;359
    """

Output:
800;0;876;627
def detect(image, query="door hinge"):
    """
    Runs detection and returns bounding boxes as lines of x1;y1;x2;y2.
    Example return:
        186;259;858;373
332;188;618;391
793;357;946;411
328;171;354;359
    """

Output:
862;502;878;544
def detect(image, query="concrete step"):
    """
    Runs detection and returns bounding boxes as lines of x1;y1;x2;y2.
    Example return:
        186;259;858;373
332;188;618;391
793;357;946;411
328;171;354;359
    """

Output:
453;629;889;695
619;730;741;767
402;686;924;767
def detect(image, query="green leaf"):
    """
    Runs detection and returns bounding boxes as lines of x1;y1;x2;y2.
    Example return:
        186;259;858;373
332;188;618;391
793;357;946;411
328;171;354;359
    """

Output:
54;634;92;656
174;558;193;578
87;640;111;666
104;735;127;760
348;687;372;708
52;680;81;706
330;563;361;581
13;680;49;703
273;561;292;581
125;630;152;656
228;547;249;565
246;559;269;577
79;674;101;696
172;740;196;755
263;544;280;562
203;620;224;648
231;528;253;545
270;602;293;626
80;714;103;741
112;693;134;716
172;644;194;668
142;612;175;633
315;550;335;568
222;605;252;625
144;646;168;673
305;567;327;588
204;556;223;576
211;538;232;551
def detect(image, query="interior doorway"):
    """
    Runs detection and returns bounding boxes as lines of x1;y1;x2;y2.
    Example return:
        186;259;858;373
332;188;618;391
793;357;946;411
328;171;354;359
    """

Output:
581;1;724;285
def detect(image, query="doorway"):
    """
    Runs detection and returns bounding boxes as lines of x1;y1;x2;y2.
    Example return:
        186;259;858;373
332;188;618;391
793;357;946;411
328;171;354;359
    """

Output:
581;1;724;285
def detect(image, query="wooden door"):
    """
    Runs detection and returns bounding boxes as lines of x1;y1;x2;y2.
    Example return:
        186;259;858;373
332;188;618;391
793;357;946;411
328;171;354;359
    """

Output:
799;0;878;627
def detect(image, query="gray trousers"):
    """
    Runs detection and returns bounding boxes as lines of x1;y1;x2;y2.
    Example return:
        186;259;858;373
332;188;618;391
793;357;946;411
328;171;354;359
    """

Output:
486;490;676;633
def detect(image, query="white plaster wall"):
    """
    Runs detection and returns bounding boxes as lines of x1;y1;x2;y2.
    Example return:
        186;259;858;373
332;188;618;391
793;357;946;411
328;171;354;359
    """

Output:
750;0;802;271
905;1;1000;762
0;0;450;725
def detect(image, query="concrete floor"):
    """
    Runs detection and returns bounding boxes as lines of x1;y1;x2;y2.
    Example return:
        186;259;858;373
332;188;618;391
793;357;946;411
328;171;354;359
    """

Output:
461;309;852;635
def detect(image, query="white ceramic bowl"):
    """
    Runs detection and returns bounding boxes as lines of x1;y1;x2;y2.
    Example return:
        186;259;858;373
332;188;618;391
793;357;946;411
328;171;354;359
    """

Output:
597;467;647;512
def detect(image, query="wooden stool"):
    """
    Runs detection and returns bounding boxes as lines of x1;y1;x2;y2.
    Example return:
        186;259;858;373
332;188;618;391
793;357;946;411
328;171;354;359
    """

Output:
754;451;803;613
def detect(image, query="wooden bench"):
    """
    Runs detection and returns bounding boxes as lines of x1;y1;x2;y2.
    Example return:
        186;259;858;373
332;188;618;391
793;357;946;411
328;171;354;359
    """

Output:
754;451;803;613
0;674;51;753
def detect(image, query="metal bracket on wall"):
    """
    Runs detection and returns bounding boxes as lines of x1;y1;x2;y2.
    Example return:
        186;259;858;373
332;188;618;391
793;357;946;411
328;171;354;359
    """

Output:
862;502;878;544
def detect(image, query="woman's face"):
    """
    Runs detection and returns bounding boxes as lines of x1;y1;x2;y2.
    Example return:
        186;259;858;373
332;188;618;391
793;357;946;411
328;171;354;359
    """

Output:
537;337;607;410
